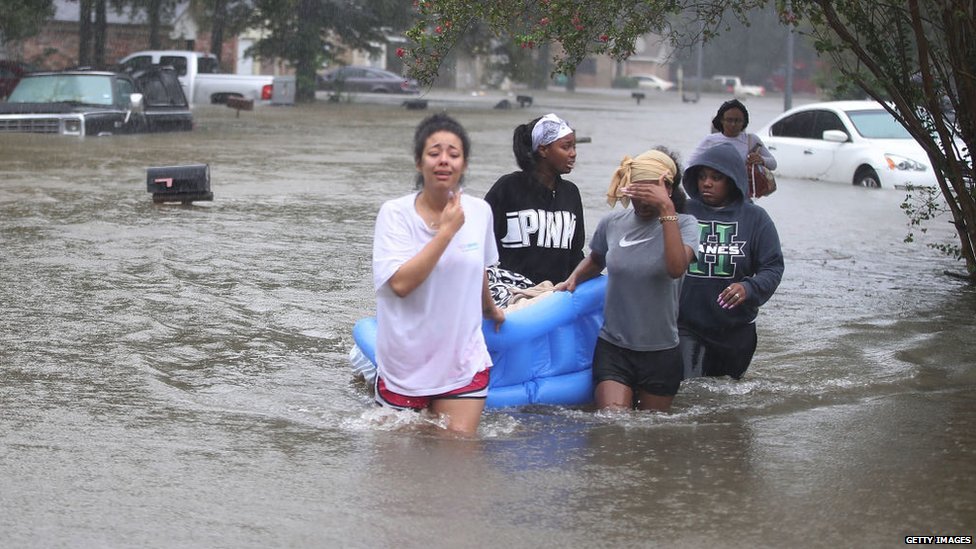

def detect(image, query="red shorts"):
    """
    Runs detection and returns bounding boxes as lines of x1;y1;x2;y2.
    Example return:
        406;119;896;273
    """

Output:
374;369;490;410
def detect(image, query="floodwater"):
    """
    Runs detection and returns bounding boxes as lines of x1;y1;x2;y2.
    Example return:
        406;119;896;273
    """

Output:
1;90;974;548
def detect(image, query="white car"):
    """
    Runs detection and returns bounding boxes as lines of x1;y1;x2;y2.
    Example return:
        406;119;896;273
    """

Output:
631;74;674;91
755;100;938;189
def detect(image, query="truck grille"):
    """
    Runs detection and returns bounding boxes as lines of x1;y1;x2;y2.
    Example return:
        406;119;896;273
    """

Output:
0;117;63;133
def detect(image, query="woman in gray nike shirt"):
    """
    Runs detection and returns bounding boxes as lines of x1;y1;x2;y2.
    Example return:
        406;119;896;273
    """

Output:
555;148;699;412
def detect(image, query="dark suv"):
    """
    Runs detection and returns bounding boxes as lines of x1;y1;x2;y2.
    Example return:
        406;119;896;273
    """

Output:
0;67;192;136
0;60;33;100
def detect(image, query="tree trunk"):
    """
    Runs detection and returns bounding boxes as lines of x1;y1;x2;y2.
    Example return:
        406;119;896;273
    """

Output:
532;44;550;90
93;0;106;68
78;0;92;66
295;0;318;103
148;0;162;49
210;0;227;65
813;0;976;280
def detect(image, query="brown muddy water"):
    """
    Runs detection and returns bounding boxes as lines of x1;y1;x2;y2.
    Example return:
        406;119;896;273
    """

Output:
1;90;974;548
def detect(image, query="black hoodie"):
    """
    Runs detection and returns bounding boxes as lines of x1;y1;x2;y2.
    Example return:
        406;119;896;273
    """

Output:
679;142;785;334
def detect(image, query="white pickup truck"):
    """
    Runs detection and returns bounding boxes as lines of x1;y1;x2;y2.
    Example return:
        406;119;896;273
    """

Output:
118;50;273;105
712;75;765;98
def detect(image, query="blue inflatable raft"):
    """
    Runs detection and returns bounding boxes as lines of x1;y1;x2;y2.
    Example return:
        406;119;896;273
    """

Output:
351;276;606;409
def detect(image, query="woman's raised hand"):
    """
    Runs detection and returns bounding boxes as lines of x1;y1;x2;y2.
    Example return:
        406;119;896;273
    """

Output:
439;189;465;233
622;175;674;211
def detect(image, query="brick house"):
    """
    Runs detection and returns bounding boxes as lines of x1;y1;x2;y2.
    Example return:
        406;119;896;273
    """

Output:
3;0;243;72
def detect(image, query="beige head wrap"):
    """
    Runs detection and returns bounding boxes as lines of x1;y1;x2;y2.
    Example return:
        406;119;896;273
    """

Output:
606;149;678;207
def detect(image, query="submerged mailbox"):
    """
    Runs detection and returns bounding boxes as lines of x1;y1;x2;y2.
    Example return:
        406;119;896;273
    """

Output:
147;164;213;204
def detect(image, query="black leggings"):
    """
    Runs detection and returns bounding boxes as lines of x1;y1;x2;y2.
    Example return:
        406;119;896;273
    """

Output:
679;323;758;380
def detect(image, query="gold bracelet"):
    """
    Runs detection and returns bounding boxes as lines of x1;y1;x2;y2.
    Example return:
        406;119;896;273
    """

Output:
659;215;678;223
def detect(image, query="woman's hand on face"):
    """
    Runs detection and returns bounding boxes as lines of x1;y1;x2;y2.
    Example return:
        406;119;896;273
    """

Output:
439;189;465;233
623;176;674;212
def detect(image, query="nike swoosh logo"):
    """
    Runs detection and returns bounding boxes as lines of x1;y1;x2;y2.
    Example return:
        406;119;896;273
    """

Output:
619;236;653;247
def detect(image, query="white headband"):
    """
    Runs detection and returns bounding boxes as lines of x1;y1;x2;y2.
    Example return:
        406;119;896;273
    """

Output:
531;113;573;151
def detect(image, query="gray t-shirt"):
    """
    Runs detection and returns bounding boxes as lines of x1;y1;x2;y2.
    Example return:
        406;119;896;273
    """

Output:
590;210;699;351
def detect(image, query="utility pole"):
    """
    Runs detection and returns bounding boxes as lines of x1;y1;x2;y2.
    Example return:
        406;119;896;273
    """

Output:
695;21;703;101
784;0;794;111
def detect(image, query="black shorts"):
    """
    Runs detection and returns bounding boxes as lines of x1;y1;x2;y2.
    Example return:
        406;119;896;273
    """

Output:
591;337;683;397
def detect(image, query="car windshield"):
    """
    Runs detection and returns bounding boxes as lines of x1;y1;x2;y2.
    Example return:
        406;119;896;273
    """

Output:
846;109;914;139
7;74;114;105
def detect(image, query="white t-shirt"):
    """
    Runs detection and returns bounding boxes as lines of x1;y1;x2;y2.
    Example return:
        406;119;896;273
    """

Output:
372;192;498;396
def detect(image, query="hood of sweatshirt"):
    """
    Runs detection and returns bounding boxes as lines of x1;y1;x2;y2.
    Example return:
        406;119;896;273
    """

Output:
682;141;749;203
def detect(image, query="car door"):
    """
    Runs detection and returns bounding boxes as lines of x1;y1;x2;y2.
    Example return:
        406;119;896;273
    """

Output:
114;75;143;133
363;68;392;92
766;109;840;180
766;110;815;178
808;110;851;182
337;67;369;92
159;55;192;99
135;68;192;132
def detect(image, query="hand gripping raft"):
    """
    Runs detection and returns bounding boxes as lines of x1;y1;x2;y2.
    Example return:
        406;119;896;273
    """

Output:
351;276;606;409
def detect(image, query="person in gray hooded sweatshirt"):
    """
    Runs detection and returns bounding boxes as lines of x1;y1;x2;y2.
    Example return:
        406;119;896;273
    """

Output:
679;142;784;380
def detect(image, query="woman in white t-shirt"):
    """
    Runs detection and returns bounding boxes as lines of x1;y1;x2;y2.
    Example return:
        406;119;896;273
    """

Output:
372;113;505;435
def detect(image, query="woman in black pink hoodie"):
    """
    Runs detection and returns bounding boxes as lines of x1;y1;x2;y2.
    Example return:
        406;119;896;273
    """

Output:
679;142;785;380
484;113;585;286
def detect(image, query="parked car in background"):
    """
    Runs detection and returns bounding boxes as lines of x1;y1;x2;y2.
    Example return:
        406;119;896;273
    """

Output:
119;50;274;104
0;60;34;100
631;74;675;91
712;75;765;97
317;66;420;94
0;67;192;136
755;100;938;189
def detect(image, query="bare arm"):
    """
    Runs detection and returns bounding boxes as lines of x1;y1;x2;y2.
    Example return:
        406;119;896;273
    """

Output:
554;252;605;292
660;218;696;279
482;270;505;331
749;134;777;170
622;177;695;278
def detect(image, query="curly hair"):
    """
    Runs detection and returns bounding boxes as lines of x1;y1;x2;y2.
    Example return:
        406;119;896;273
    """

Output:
711;99;750;132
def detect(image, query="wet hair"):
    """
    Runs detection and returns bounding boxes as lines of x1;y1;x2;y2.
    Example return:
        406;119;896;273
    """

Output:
711;99;750;132
512;116;543;172
654;146;687;214
413;112;471;189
